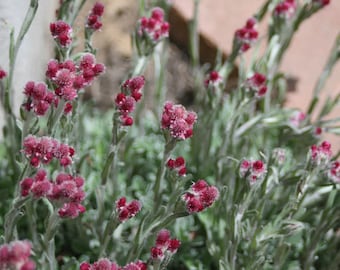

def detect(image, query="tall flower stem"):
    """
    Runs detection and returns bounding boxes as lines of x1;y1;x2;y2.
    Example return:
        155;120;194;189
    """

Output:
153;137;176;212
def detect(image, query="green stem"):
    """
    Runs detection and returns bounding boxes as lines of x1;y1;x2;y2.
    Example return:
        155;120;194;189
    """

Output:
44;211;60;270
99;213;119;257
153;138;176;212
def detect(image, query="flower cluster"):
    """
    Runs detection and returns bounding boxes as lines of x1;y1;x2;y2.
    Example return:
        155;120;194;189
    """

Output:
166;156;186;176
240;159;267;184
0;67;7;79
80;259;147;270
116;197;142;222
310;141;332;166
86;2;105;31
235;17;258;53
289;111;306;128
274;0;297;19
0;240;35;270
182;180;219;213
150;229;181;261
46;54;105;101
328;161;339;183
50;20;72;47
20;169;86;218
161;101;197;140
23;135;75;167
139;7;170;42
204;70;222;88
115;76;145;126
22;81;57;116
245;73;267;97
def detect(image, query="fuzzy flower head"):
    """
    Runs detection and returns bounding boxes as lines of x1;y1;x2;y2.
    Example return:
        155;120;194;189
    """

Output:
22;135;75;168
139;7;169;42
150;229;181;261
50;20;72;47
182;180;219;213
161;101;197;140
274;0;297;19
245;73;267;98
234;17;258;53
167;156;187;176
240;159;267;184
115;76;145;126
0;67;7;80
20;170;86;219
309;141;332;167
328;161;339;183
86;2;105;31
22;81;57;116
289;110;306;128
116;197;142;222
0;240;35;270
80;258;119;270
204;70;222;88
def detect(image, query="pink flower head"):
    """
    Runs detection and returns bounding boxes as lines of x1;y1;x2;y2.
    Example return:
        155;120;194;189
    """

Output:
235;17;258;53
245;73;267;97
58;202;86;218
80;258;119;270
240;159;267;184
0;240;35;270
22;81;56;116
204;70;222;88
139;7;169;42
182;180;219;213
161;101;197;140
23;135;75;167
310;141;333;166
86;2;105;31
50;20;72;47
289;111;306;128
167;156;186;176
46;56;105;101
122;261;147;270
151;229;181;261
122;76;145;101
328;161;339;183
314;126;323;137
0;67;7;79
274;0;297;18
116;197;142;222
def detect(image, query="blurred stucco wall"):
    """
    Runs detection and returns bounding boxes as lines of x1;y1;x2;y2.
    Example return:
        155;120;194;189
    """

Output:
172;0;340;149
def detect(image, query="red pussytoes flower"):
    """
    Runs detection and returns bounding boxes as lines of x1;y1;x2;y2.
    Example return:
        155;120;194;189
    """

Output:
86;2;105;31
274;0;297;18
161;101;197;140
115;76;145;126
245;73;267;98
310;141;332;166
116;197;142;222
139;7;169;42
240;159;267;184
150;229;181;261
182;180;219;213
204;70;222;88
50;20;72;47
167;156;187;176
328;160;339;183
0;67;7;79
0;240;35;270
235;17;258;53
